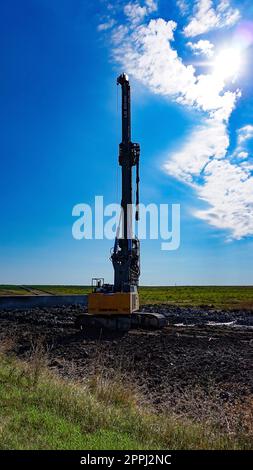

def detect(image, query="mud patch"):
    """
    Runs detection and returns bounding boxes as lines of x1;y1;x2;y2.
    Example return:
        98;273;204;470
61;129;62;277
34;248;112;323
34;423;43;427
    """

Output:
0;305;253;410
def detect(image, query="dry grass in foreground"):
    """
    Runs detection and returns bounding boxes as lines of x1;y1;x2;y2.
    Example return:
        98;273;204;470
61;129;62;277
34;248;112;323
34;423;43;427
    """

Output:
0;338;252;450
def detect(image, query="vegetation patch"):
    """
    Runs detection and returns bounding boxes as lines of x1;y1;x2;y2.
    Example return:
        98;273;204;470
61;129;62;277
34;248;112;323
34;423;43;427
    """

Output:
1;285;253;310
0;343;252;450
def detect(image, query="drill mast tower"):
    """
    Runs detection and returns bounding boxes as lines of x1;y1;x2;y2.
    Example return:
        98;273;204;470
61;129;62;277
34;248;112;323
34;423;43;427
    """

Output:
75;74;166;331
111;73;140;293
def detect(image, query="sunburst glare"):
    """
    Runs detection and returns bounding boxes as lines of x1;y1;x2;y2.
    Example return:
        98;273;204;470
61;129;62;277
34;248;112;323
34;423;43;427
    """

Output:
212;47;243;81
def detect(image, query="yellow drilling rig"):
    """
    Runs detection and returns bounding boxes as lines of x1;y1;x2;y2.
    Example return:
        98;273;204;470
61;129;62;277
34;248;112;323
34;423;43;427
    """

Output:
76;74;166;332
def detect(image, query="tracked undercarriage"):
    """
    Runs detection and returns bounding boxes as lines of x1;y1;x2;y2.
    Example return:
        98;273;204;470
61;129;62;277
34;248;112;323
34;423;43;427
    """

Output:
75;311;167;332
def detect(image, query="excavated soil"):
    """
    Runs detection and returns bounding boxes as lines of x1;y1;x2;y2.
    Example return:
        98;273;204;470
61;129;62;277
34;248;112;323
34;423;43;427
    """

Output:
0;305;253;409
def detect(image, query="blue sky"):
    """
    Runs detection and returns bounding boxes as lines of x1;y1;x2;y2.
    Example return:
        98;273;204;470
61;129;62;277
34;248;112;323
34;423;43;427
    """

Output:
0;0;253;285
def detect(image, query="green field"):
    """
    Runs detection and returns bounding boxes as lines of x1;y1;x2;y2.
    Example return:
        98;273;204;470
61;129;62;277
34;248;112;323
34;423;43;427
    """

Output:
139;286;253;309
0;285;90;296
0;353;251;450
1;285;253;309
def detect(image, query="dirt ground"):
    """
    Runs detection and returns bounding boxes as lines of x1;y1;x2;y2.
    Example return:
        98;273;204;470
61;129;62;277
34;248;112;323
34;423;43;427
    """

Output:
0;305;253;410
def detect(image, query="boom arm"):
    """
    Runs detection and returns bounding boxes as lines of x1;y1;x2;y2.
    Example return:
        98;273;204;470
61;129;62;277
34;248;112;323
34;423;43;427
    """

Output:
111;74;140;292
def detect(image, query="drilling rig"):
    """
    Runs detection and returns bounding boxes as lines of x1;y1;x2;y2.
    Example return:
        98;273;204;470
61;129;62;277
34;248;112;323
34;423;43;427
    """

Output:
76;74;166;331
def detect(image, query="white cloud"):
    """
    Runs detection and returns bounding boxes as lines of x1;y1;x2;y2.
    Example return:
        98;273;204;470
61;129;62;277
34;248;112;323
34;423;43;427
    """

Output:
231;125;253;159
145;0;158;12
101;0;252;240
111;24;128;43
124;0;157;25
237;125;253;145
177;0;189;15
240;161;253;171
112;18;238;121
124;3;147;24
187;39;214;57
165;121;253;239
184;0;240;37
194;159;253;239
113;19;194;95
164;119;229;182
98;18;116;31
237;151;249;160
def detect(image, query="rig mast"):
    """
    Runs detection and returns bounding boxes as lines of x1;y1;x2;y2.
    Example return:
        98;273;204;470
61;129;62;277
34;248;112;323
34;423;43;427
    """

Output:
111;73;140;292
75;74;166;331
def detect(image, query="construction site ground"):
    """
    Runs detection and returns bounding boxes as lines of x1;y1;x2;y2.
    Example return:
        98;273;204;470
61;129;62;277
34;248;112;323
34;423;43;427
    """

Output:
0;305;252;411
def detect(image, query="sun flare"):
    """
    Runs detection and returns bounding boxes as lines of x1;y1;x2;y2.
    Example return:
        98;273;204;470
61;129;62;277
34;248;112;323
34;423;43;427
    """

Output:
212;47;243;81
